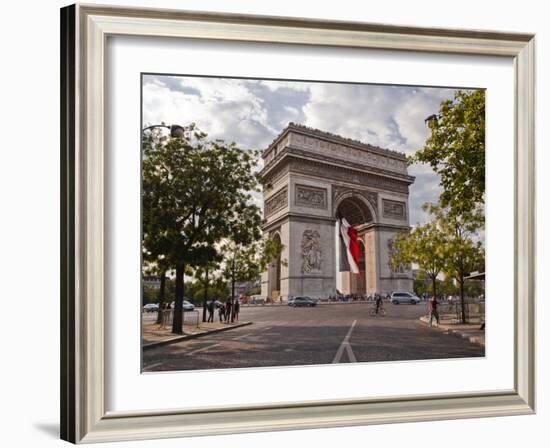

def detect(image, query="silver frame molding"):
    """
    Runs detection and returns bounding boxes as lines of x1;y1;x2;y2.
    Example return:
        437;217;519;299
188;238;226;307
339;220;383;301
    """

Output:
60;4;536;444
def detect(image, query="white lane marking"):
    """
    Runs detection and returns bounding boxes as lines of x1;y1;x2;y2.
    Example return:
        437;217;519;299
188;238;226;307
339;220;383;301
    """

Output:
185;325;274;356
143;362;163;371
185;331;256;355
232;333;253;341
332;320;358;363
186;343;221;355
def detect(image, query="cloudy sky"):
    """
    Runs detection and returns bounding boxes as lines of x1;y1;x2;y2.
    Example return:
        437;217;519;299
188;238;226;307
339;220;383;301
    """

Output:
142;74;468;225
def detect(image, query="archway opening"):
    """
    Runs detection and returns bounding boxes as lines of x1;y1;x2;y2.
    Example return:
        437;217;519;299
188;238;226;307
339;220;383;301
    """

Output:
268;233;282;301
335;196;373;296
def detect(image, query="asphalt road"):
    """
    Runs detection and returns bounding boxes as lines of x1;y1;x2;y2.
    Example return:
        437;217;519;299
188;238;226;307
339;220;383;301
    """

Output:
142;303;484;372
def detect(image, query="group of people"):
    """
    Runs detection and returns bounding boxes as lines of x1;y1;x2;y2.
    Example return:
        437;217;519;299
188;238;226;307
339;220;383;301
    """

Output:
326;293;391;302
206;298;240;324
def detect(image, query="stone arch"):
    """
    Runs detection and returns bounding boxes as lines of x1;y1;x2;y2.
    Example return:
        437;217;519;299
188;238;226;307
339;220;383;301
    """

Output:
333;190;377;225
267;231;282;301
333;193;377;296
260;124;414;301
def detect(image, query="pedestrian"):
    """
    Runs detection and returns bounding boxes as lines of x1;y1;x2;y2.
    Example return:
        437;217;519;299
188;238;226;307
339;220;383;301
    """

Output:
429;295;440;327
207;300;214;323
225;299;232;323
234;299;240;321
218;302;225;322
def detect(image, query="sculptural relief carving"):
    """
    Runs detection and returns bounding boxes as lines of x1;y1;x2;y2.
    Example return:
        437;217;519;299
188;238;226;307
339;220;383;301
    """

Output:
301;229;323;274
287;158;410;194
383;199;406;219
264;187;288;217
295;185;327;209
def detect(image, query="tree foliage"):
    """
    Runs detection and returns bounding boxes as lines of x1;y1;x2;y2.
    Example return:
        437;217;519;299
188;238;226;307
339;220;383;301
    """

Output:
392;202;485;323
413;90;485;216
142;123;265;334
426;203;485;323
222;234;286;301
390;207;448;298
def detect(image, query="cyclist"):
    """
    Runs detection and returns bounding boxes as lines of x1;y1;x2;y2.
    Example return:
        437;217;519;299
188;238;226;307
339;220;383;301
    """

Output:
375;294;384;315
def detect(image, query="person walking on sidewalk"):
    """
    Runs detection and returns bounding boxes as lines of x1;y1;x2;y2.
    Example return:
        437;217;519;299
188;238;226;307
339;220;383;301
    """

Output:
428;295;440;327
225;299;232;323
218;302;225;322
234;299;240;321
207;300;214;323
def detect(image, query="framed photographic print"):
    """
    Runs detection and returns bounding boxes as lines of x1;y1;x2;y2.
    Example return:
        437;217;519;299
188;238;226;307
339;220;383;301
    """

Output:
60;3;535;444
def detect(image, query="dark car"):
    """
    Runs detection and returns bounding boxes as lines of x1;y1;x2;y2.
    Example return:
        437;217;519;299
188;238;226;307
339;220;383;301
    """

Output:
288;296;317;307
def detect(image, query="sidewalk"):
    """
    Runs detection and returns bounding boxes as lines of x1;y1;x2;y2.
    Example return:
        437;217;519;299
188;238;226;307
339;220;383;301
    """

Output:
419;316;485;347
142;320;252;350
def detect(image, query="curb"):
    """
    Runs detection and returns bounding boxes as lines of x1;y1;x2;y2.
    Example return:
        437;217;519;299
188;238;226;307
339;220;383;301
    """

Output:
419;317;485;348
142;321;252;351
446;329;485;347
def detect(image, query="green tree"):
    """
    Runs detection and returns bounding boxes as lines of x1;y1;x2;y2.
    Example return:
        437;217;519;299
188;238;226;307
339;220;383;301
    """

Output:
425;203;485;323
414;90;485;215
193;276;229;303
141;129;177;324
390;211;448;299
222;234;285;319
193;256;222;322
142;124;264;334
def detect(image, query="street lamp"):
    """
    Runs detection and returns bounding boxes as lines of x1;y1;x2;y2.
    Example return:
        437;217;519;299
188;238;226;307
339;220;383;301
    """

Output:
424;114;439;126
142;123;186;137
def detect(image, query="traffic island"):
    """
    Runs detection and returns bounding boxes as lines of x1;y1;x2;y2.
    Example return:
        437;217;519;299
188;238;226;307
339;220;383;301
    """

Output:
142;321;252;350
419;316;485;347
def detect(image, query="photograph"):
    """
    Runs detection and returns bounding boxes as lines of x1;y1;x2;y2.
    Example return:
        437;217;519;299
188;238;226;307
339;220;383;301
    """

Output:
140;75;486;372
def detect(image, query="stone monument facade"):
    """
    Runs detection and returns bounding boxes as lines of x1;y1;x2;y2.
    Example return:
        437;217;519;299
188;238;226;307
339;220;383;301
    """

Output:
260;123;415;301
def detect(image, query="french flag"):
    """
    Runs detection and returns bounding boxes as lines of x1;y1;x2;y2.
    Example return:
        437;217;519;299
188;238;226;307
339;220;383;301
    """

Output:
339;217;360;274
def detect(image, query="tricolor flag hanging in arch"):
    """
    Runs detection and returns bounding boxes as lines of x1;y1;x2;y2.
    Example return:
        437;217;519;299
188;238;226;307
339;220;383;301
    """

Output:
339;217;360;274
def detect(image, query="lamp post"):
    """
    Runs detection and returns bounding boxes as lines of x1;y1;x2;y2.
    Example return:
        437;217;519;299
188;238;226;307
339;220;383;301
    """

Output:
142;123;186;137
424;114;439;126
142;122;187;334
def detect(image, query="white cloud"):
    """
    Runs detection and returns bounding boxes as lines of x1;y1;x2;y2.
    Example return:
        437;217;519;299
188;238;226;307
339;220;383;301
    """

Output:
259;80;311;93
143;75;466;224
143;76;278;149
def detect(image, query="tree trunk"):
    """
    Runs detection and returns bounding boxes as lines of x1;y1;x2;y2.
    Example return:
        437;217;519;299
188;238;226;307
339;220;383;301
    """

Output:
172;263;185;334
231;259;236;323
459;277;466;324
231;276;236;323
156;272;166;325
431;275;437;299
202;266;209;323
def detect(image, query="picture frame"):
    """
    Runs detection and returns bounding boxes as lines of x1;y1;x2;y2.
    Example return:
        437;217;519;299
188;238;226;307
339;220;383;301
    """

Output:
60;3;535;444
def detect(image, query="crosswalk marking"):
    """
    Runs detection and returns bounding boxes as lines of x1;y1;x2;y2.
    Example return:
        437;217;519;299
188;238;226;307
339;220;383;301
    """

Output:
332;320;358;363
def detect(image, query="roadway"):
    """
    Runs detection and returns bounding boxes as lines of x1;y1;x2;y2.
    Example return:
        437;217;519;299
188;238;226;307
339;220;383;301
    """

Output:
142;302;484;372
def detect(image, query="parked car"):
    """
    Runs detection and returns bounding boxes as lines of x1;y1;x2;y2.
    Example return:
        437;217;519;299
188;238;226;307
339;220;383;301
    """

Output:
249;294;266;304
288;296;317;307
143;303;159;313
183;300;195;311
207;299;224;309
169;300;195;311
390;291;421;305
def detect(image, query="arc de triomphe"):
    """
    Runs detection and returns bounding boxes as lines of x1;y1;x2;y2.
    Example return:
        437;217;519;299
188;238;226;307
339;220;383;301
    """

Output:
260;123;415;301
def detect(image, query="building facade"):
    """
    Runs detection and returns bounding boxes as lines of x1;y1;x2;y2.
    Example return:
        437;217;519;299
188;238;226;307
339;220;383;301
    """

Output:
260;123;415;301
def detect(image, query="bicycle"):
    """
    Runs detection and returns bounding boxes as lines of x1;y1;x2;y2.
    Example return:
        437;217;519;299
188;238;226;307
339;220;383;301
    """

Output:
368;305;386;317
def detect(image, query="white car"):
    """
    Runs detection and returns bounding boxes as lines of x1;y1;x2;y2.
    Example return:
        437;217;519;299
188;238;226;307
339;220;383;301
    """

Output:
170;300;196;311
390;292;421;305
143;303;159;313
